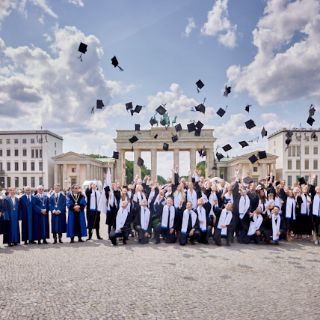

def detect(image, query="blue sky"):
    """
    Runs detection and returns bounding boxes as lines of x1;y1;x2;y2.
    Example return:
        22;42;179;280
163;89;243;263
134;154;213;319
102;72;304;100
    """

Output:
0;0;319;177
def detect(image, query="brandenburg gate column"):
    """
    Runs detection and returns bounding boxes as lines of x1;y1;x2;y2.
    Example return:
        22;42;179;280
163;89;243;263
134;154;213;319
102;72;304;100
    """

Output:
205;148;214;178
151;148;157;182
133;149;141;179
189;148;197;173
115;149;124;184
173;148;179;170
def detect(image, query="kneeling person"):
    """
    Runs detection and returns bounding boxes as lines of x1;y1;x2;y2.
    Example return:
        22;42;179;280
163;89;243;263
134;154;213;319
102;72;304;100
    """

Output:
214;202;233;246
134;199;151;244
180;201;199;245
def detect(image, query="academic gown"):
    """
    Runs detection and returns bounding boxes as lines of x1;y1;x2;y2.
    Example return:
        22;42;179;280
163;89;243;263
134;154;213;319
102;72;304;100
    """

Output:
36;194;50;239
180;209;199;245
49;193;67;234
0;199;4;235
20;194;42;242
3;197;21;244
134;206;152;243
195;205;210;243
85;188;101;230
66;193;87;238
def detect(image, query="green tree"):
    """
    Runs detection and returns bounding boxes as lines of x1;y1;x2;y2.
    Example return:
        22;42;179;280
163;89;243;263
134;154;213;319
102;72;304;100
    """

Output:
196;161;206;177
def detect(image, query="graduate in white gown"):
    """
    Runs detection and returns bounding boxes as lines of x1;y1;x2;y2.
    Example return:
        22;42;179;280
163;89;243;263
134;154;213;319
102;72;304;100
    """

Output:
245;208;263;244
214;202;233;246
180;201;199;245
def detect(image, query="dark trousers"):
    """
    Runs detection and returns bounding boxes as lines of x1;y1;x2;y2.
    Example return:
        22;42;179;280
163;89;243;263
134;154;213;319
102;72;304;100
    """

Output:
154;225;176;243
244;233;261;244
179;230;199;245
199;229;209;244
214;228;232;246
109;229;129;245
53;233;62;239
135;226;150;244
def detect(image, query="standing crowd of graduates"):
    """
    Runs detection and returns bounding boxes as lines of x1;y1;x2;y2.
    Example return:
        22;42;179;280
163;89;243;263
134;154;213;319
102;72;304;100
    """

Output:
1;167;320;248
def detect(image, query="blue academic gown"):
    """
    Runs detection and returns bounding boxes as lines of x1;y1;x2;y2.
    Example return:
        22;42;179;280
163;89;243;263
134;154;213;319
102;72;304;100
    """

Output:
66;193;87;238
36;194;50;239
3;197;21;244
0;199;4;235
20;194;41;241
49;193;67;234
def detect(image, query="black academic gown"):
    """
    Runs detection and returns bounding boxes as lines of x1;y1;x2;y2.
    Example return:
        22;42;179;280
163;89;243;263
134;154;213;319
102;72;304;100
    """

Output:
85;188;101;230
134;206;152;243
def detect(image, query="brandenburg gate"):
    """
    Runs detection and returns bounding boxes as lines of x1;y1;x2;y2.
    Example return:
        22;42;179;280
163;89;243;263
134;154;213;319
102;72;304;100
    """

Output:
114;127;216;184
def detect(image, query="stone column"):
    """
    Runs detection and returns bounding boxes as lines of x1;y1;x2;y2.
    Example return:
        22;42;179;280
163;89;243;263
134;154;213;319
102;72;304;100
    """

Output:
115;150;124;184
173;149;179;170
261;163;267;179
133;149;141;179
54;164;58;185
151;149;157;182
76;164;80;185
86;164;90;180
63;164;67;189
189;149;197;173
205;148;213;178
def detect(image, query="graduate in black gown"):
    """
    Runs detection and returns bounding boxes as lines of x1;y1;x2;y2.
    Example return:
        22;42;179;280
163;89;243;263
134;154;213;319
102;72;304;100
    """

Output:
133;199;151;244
214;202;233;246
195;198;209;244
180;201;199;245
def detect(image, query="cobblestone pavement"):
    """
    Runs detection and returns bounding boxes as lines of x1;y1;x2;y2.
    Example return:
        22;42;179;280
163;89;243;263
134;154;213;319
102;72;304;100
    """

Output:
1;227;320;320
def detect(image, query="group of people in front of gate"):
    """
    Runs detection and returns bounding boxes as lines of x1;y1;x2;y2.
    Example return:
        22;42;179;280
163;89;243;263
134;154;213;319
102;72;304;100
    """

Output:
1;166;320;248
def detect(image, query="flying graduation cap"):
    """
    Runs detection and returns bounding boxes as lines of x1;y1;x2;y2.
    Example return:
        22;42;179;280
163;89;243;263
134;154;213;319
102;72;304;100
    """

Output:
239;141;249;148
126;102;133;111
245;119;256;130
216;107;226;118
137;157;144;167
131;105;142;116
196;79;205;93
194;103;206;114
112;151;119;159
163;143;169;151
311;131;317;140
187;122;196;132
156;105;167;115
248;154;258;164
135;124;140;131
261;127;267;137
198;147;206;157
245;105;251;113
216;152;224;161
172;135;178;143
111;56;124;71
78;42;87;61
309;104;316;117
285;131;293;148
224;85;231;97
150;116;158;126
222;144;232;152
175;123;182;132
90;100;105;114
195;121;204;136
307;116;315;126
258;151;267;159
129;135;139;144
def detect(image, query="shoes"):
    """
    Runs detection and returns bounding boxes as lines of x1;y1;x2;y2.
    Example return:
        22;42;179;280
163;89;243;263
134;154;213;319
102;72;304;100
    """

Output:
54;239;57;244
29;241;36;244
59;238;63;244
70;239;74;243
24;241;28;245
78;238;84;242
97;235;103;240
43;240;48;244
38;240;42;245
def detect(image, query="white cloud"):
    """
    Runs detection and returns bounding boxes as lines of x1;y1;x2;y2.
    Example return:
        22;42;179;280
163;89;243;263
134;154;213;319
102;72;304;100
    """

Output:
201;0;237;48
184;17;196;37
226;0;320;105
0;0;17;21
67;0;84;7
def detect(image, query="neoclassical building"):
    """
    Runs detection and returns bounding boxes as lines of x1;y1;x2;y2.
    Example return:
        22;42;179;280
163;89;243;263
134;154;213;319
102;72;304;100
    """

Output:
52;152;115;189
114;127;216;185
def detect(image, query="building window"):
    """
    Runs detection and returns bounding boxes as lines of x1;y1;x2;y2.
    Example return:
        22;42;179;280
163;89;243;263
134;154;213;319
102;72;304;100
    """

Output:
30;138;35;144
305;146;309;155
22;138;27;144
0;150;2;157
39;161;43;171
6;149;10;157
71;167;76;173
288;176;292;187
288;147;291;157
314;147;318;155
292;146;296;157
14;139;18;144
71;177;77;185
305;134;309;141
0;162;3;171
23;149;27;156
0;139;2;144
31;177;35;188
23;177;27;186
6;139;10;144
35;149;39;158
288;160;292;170
31;149;35;158
314;159;318;170
54;142;57;147
7;177;11;187
31;162;35;171
15;177;19;188
296;160;301;170
40;149;42;158
14;162;19;171
305;159;309;170
253;167;258;172
39;177;43;186
14;149;18;157
23;162;27;171
6;162;10;171
297;146;301;157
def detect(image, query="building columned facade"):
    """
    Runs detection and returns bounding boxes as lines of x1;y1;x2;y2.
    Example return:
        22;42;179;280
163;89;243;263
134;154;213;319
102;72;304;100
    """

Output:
217;152;277;183
267;128;320;186
52;152;115;190
0;130;63;190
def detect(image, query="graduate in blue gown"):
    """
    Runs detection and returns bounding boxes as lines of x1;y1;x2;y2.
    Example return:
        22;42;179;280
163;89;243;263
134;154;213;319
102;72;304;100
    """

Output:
3;187;21;246
0;197;4;236
66;184;87;243
19;186;41;245
35;185;50;244
49;184;67;243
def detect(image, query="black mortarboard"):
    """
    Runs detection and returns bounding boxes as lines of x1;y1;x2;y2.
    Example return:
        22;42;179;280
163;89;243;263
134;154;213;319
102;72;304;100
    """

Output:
78;42;87;54
149;117;158;126
131;105;142;116
245;119;256;129
286;131;293;138
261;127;267;137
198;148;207;157
245;105;251;113
216;108;226;117
175;123;182;132
298;177;307;185
163;143;169;151
172;135;178;143
285;137;292;147
311;131;317;140
248;154;258;164
307;116;315;126
216;152;224;161
195;104;206;114
222;144;232;152
156;105;167;115
112;151;119;159
258;151;267;159
243;176;253;184
195;121;204;129
187;122;196;132
196;79;204;92
111;56;124;71
96;100;104;109
154;134;158;139
195;128;201;136
126;102;133;111
224;85;231;97
129;135;138;144
135;124;140;131
309;104;316;117
239;141;249;148
137;157;144;167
